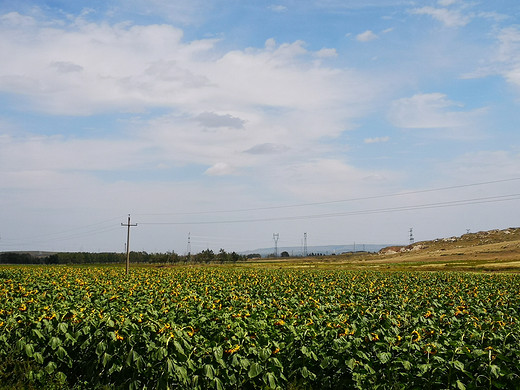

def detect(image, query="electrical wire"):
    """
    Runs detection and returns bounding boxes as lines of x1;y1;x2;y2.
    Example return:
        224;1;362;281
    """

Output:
3;178;519;247
138;193;520;226
134;177;520;216
0;217;125;248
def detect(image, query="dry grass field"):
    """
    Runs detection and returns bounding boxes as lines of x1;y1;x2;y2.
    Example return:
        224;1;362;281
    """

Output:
250;228;520;273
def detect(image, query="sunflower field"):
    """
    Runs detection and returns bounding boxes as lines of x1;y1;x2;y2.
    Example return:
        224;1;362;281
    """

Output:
0;265;519;389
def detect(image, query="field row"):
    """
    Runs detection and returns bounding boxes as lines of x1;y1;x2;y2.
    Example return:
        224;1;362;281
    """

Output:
1;265;519;389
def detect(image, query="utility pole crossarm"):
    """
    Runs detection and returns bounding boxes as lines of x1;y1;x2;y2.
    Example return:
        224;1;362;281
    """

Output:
121;214;138;275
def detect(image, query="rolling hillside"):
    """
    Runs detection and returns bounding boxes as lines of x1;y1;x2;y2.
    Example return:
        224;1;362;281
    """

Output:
258;228;520;273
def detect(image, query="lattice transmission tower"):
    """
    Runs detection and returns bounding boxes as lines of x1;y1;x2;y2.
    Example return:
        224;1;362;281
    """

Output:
273;233;279;257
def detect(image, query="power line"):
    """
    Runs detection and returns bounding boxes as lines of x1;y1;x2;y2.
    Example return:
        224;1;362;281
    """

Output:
188;234;260;242
4;177;519;248
138;193;520;225
1;225;122;247
134;177;520;217
1;215;125;244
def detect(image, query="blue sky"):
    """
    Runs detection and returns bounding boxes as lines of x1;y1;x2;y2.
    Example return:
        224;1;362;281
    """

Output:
1;0;520;254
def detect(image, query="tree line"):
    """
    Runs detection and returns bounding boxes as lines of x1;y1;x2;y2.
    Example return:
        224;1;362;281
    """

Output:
0;249;253;265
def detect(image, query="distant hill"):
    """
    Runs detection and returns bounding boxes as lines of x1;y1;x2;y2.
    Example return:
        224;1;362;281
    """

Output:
379;227;520;255
241;243;393;257
241;228;520;262
0;251;57;258
369;227;520;272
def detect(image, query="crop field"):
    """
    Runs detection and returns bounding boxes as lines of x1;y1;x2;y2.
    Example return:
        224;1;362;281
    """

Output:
1;265;519;389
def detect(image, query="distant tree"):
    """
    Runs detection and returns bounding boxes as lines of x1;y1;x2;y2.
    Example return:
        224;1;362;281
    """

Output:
196;249;215;263
166;251;180;263
0;252;33;264
246;253;261;259
280;251;290;258
230;251;241;263
47;254;59;264
217;248;228;263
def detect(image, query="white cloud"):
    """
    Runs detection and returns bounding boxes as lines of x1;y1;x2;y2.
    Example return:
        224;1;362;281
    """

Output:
0;16;213;114
438;0;457;6
462;26;520;90
0;15;375;125
356;30;378;42
388;93;486;135
0;134;147;174
476;11;508;23
245;143;289;155
314;48;338;58
0;11;37;27
411;6;470;27
268;5;287;13
274;158;402;202
116;0;212;25
50;61;84;73
364;136;389;144
495;27;520;87
439;151;520;184
204;162;234;176
389;93;460;128
195;112;246;129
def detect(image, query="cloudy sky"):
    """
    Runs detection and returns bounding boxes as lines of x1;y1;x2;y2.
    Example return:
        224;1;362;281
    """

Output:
1;0;520;254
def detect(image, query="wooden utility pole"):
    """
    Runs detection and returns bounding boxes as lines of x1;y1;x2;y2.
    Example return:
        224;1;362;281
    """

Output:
121;214;137;275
